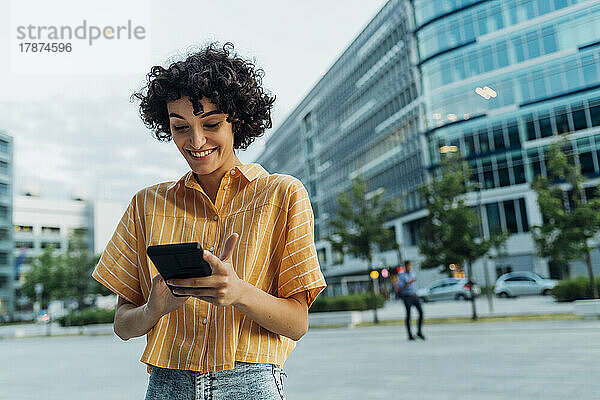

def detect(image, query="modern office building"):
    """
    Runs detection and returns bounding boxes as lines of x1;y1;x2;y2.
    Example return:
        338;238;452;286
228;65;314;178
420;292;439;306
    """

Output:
259;0;600;294
409;0;600;282
12;195;125;318
0;131;14;318
258;0;422;295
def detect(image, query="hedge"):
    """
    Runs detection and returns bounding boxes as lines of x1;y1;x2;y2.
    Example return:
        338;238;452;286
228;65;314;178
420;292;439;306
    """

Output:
57;308;115;327
309;293;386;313
552;277;600;302
55;295;386;324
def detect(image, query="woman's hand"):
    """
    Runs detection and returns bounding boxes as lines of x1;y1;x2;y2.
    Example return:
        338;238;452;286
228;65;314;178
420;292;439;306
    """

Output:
167;233;246;307
146;274;190;319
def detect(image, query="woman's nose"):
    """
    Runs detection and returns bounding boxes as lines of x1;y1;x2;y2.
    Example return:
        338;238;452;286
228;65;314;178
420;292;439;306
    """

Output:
189;128;207;149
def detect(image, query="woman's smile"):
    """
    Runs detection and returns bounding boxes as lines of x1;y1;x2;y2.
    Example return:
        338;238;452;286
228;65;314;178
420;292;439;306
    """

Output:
187;146;218;160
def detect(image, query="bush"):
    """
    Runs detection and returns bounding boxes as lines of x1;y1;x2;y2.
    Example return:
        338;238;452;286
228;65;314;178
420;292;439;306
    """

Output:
479;286;495;296
57;308;115;326
309;293;386;313
552;277;600;302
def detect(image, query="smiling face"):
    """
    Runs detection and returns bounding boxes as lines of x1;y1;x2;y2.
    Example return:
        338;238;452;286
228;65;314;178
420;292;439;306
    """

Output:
168;95;240;182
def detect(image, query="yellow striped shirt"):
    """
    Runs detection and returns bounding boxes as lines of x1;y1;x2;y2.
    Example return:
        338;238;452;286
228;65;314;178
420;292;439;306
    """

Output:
92;163;326;374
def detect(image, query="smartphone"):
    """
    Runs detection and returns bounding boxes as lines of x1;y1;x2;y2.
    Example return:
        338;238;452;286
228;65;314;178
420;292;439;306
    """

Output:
146;242;212;297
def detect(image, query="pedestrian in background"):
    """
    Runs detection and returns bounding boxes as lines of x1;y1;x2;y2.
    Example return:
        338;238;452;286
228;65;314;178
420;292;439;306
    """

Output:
397;260;425;340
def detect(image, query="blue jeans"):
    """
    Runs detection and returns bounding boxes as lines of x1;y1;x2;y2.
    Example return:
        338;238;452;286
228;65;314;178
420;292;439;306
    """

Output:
144;362;287;400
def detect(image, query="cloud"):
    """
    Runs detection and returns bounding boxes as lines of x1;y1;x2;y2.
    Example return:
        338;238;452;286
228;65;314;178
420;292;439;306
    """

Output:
2;94;189;203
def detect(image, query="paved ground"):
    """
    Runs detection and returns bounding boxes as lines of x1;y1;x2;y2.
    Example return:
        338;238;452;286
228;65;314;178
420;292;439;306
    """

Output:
2;319;599;399
0;296;577;339
361;295;575;322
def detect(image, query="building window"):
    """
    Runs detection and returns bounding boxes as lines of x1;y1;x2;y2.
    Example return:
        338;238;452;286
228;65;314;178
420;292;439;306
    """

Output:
41;242;61;249
41;226;60;235
0;141;7;153
518;198;529;232
15;225;33;233
303;112;313;132
495;265;513;279
333;250;344;265
486;203;502;235
68;227;88;236
406;218;425;246
579;152;596;175
0;252;8;265
513;155;526;184
317;248;327;265
15;241;34;249
0;183;9;196
538;113;553;138
503;200;519;234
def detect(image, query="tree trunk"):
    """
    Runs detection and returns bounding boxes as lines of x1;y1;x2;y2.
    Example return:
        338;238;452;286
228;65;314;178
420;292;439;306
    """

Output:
466;259;478;320
585;250;599;299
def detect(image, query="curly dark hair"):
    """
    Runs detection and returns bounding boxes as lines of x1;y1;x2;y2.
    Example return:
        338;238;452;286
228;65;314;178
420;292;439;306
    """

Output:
131;42;276;149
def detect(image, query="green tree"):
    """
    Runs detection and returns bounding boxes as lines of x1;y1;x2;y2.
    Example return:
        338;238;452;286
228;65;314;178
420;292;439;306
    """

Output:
22;233;105;312
531;139;600;299
418;153;507;320
21;245;64;309
327;176;401;323
62;233;103;310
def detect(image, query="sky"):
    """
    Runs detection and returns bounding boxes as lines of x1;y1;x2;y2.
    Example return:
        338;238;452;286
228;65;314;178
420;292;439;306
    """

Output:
1;0;389;204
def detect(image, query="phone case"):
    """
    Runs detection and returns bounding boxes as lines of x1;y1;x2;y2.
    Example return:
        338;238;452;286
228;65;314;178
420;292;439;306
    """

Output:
146;242;212;297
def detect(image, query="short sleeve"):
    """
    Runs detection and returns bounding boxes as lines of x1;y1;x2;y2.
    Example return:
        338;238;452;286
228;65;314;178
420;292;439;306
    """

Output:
399;274;407;286
92;195;144;306
277;179;326;307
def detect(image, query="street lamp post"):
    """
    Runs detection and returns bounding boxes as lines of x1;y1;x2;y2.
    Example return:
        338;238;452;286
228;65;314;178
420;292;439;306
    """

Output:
369;268;380;324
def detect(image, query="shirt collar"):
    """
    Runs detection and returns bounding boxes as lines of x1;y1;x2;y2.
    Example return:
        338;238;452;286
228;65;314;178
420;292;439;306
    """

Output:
167;163;269;192
234;163;269;182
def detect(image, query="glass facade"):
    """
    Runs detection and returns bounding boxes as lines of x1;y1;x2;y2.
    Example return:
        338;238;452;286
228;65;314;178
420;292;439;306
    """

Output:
417;0;600;276
0;131;14;318
258;0;424;254
258;0;600;285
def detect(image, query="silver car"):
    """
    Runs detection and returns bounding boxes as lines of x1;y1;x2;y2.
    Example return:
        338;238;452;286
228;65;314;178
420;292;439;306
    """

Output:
494;271;558;298
417;278;481;302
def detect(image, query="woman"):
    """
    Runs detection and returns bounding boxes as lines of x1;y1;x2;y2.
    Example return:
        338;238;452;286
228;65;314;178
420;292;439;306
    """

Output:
92;42;327;400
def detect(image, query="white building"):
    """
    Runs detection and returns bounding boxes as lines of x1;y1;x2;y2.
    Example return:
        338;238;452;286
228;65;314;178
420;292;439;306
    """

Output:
12;194;125;316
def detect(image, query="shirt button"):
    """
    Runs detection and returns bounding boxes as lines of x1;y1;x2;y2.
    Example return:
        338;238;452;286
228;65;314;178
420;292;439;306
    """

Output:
213;215;218;221
223;185;228;191
202;318;207;325
230;170;236;176
209;246;215;252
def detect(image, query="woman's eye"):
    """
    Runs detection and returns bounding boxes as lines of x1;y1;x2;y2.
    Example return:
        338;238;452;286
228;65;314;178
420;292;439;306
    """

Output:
204;122;220;129
173;125;189;131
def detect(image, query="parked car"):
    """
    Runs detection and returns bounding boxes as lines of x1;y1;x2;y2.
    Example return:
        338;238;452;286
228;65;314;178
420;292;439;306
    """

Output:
417;278;481;302
494;271;558;298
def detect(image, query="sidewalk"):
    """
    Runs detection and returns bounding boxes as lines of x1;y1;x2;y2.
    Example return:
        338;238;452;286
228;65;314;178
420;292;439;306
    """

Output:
309;295;576;326
372;295;574;320
0;321;114;339
0;296;577;339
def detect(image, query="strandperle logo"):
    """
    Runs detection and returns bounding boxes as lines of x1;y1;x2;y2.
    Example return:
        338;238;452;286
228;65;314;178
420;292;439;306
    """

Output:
16;20;146;46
